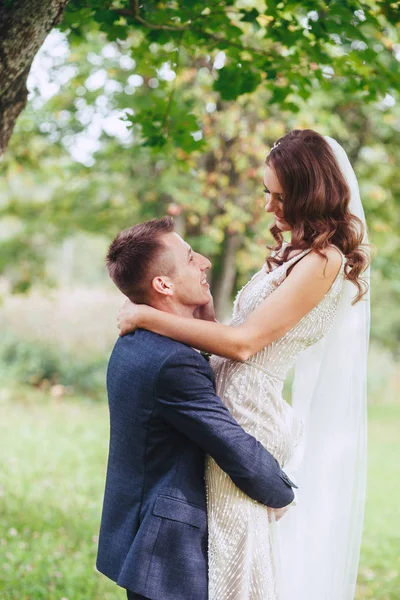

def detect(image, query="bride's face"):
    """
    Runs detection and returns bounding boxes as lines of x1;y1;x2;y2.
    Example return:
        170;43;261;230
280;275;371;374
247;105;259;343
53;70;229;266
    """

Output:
264;166;291;232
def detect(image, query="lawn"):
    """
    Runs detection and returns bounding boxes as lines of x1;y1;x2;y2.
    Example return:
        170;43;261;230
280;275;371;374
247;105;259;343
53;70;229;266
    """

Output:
357;404;400;599
0;388;399;599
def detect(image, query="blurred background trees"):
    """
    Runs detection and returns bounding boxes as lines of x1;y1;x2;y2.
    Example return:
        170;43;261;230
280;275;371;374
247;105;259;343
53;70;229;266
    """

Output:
1;1;398;155
1;0;399;351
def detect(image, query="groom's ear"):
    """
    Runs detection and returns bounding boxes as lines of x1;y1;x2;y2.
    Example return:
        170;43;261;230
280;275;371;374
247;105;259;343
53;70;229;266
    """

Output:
152;276;174;297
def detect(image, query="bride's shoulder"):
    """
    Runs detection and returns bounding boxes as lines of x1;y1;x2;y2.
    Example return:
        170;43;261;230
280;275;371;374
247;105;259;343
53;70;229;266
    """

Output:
289;245;343;284
302;245;343;280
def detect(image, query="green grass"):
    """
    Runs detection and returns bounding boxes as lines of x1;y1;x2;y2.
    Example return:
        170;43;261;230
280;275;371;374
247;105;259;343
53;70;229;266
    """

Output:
0;388;399;599
357;404;400;599
0;388;120;600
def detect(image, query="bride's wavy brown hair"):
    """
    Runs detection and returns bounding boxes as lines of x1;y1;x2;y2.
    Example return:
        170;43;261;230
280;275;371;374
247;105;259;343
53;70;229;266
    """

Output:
265;129;371;303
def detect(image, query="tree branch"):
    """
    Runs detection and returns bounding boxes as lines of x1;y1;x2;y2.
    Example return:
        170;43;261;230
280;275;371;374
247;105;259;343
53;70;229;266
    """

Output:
113;0;189;31
0;0;70;157
111;4;271;59
112;1;268;58
192;27;271;57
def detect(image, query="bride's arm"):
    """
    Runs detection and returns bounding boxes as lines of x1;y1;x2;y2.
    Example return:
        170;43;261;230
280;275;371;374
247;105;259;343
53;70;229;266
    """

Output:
120;248;342;361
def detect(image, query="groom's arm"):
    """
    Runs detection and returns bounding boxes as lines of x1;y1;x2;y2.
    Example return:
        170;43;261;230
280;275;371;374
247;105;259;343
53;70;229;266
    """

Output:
155;349;295;509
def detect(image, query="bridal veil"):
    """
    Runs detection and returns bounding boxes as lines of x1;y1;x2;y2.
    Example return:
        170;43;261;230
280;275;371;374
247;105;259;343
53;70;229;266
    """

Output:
275;136;370;599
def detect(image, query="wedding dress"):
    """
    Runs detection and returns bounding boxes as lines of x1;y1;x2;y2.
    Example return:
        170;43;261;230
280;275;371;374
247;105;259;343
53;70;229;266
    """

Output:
206;245;346;600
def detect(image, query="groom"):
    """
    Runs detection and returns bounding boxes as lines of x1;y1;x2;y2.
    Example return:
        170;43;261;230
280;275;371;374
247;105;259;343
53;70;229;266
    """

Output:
96;216;296;600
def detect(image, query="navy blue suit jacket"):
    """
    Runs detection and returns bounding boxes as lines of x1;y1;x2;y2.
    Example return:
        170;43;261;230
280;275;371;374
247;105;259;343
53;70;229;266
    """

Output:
96;330;295;600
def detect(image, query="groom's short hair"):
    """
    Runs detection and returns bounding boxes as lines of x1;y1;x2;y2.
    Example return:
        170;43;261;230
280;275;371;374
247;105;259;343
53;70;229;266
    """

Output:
106;216;176;303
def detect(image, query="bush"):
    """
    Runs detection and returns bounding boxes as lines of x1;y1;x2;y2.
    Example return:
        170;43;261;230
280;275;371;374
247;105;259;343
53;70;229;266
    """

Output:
0;332;108;398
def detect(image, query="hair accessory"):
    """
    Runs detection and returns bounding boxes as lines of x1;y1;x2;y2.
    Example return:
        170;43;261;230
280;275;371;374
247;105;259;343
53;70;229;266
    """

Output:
271;141;281;151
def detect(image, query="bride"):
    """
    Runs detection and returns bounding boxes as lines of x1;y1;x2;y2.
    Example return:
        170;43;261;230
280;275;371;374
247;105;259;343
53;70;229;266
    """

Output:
117;130;371;599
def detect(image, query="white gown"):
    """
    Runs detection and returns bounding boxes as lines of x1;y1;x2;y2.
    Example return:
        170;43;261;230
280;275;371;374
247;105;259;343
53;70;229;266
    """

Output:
206;247;346;600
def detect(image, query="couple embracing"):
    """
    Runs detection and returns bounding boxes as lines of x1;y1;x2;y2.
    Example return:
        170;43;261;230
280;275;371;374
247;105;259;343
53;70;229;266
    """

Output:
96;130;371;600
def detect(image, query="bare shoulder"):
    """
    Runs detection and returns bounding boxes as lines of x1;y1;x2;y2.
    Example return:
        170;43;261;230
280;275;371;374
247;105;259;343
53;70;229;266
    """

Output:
289;245;343;284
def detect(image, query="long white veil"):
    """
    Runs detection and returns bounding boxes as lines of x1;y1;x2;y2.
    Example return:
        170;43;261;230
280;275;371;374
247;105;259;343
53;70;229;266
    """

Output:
275;137;370;599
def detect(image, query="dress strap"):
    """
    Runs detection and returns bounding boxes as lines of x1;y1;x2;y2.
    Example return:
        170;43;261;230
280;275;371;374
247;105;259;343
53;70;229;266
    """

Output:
272;245;346;277
282;248;312;272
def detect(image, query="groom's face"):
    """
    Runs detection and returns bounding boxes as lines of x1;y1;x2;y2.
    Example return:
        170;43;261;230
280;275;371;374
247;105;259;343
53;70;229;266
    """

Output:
159;232;212;309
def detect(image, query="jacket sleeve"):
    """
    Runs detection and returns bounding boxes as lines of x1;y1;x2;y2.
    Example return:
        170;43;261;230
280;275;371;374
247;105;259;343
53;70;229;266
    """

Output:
155;349;295;509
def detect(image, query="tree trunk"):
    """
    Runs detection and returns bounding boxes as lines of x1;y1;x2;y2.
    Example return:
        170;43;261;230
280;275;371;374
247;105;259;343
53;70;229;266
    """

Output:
213;230;243;322
0;0;70;157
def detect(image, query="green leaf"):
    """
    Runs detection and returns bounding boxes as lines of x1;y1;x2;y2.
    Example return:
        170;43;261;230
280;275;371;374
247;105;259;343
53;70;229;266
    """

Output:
213;65;241;100
240;9;260;23
238;69;262;95
269;86;290;104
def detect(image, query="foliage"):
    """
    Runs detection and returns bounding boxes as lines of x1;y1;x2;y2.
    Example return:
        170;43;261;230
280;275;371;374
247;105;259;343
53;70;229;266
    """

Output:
1;27;399;347
1;2;399;349
0;331;107;398
58;0;400;151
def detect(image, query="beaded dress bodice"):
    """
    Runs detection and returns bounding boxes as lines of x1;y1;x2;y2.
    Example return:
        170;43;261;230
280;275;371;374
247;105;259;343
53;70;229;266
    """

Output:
206;247;346;600
209;247;345;467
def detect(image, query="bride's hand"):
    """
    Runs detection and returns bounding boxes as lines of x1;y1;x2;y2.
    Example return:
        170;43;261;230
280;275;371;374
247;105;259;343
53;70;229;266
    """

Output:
268;506;290;522
193;296;217;322
117;299;147;336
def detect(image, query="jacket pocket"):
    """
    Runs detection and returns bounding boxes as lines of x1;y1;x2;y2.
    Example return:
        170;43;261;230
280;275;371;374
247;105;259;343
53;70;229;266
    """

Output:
152;495;205;529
